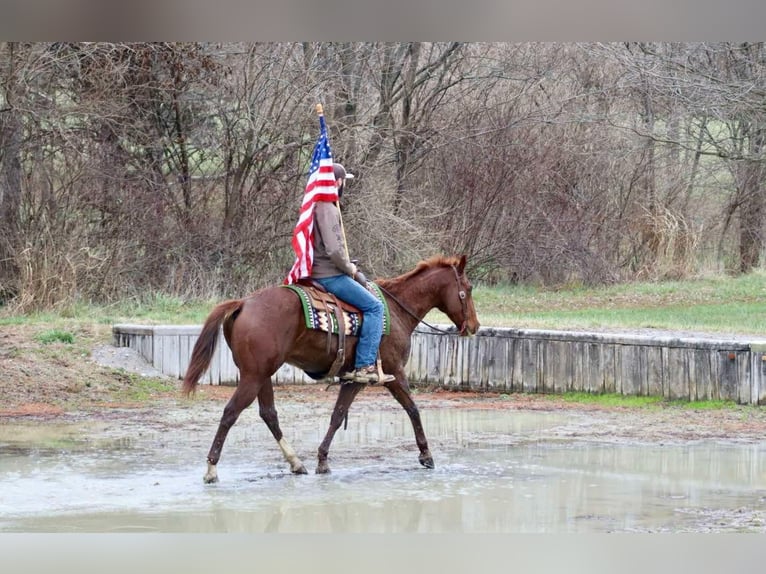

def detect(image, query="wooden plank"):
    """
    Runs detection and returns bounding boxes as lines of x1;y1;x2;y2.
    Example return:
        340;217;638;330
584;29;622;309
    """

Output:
686;348;700;401
406;332;424;382
584;342;603;394
431;335;448;387
428;333;442;384
443;336;459;388
511;338;523;393
476;337;490;390
666;348;689;401
693;349;713;401
602;344;616;394
617;346;638;396
275;363;297;384
482;336;510;392
570;341;584;393
178;335;191;379
753;352;766;406
521;338;538;393
161;334;180;379
466;337;482;390
638;346;650;396
429;335;446;386
738;350;752;405
152;335;164;372
709;349;721;401
143;335;153;364
718;350;739;402
636;345;648;396
463;337;476;388
503;337;515;392
645;346;663;398
754;344;766;405
456;337;470;389
538;341;549;394
536;340;545;393
548;340;569;394
613;344;623;396
456;337;467;388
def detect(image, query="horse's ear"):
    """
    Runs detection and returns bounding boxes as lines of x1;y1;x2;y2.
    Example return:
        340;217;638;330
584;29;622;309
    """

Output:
457;254;467;274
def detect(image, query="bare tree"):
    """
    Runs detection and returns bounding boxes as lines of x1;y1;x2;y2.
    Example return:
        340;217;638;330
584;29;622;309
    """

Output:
597;42;766;274
0;42;25;302
2;42;764;310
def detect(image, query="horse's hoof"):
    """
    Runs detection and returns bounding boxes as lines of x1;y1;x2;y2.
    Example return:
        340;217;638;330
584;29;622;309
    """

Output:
293;465;308;475
204;462;219;483
315;462;331;474
419;454;434;469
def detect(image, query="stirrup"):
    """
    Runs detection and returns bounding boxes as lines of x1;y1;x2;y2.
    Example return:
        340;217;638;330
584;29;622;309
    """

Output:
343;365;395;385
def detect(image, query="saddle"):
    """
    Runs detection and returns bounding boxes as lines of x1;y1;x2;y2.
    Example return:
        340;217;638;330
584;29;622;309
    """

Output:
283;280;390;381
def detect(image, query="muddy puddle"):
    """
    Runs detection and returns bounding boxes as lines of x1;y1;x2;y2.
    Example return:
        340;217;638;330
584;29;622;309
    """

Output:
2;400;766;533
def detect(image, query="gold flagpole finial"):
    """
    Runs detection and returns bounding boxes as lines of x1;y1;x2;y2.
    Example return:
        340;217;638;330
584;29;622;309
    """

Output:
316;103;324;116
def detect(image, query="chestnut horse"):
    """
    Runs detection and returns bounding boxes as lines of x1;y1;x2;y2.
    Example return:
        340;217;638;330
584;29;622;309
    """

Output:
182;254;480;483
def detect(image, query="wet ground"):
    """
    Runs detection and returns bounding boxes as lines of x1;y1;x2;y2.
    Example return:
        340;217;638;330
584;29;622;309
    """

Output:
2;386;766;533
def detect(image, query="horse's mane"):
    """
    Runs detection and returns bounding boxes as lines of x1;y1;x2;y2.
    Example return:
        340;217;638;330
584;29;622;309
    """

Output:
378;255;461;290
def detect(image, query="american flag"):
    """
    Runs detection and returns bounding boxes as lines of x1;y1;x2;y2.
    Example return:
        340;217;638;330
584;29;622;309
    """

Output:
284;114;339;285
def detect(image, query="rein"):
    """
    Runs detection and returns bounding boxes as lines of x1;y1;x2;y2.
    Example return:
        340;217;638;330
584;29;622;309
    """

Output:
376;265;468;335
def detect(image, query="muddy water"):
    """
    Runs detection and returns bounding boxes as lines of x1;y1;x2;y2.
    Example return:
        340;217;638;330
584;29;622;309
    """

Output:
1;403;765;533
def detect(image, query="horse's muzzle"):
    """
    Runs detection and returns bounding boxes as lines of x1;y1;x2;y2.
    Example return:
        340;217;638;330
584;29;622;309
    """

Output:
459;321;480;336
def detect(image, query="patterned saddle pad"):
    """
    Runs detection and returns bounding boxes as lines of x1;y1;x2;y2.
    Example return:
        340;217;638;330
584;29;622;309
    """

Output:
283;282;390;336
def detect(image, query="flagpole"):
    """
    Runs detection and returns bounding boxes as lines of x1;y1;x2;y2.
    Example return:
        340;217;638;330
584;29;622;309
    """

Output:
316;103;351;263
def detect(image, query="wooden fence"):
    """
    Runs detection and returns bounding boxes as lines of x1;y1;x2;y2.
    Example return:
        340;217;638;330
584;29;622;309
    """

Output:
113;324;766;405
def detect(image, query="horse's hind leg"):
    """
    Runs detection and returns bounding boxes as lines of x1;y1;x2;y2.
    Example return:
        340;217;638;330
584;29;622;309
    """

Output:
257;382;307;474
316;383;366;474
384;378;434;469
203;377;261;484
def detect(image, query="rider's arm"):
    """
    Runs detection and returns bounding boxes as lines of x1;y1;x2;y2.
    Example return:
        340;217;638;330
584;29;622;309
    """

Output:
314;202;357;277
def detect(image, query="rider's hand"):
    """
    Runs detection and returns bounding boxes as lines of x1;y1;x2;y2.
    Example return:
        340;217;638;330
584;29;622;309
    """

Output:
354;270;368;287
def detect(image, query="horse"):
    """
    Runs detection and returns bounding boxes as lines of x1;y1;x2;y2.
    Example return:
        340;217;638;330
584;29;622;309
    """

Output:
181;254;480;483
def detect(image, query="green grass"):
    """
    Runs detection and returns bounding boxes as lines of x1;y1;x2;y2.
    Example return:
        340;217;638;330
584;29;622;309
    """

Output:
99;293;217;324
683;399;734;410
115;374;178;401
551;391;739;410
35;329;74;344
0;295;217;329
555;392;665;408
427;268;766;335
2;269;765;336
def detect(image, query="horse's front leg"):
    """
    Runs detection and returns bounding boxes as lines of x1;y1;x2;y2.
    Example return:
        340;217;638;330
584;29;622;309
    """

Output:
316;382;365;474
384;376;434;469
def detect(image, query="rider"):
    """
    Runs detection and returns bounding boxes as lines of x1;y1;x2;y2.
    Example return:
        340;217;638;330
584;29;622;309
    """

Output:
310;163;395;384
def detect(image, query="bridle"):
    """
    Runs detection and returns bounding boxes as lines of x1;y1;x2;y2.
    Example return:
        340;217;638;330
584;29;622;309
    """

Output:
377;264;469;335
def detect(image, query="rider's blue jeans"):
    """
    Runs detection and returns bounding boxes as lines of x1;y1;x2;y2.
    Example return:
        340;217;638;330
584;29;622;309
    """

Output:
314;274;384;368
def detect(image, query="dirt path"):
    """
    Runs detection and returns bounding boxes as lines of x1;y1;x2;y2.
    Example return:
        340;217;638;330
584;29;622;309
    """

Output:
5;378;766;448
2;322;766;444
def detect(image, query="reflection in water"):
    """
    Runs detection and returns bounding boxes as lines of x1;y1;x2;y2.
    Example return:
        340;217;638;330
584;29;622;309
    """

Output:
1;407;765;532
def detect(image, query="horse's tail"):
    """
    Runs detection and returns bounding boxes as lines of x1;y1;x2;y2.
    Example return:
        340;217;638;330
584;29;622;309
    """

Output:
181;299;243;396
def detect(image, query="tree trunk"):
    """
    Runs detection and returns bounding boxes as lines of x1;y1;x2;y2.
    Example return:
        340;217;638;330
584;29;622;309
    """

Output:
0;42;22;299
739;125;765;272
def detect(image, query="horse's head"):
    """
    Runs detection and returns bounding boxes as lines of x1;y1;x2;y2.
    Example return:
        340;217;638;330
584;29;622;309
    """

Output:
437;255;480;336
